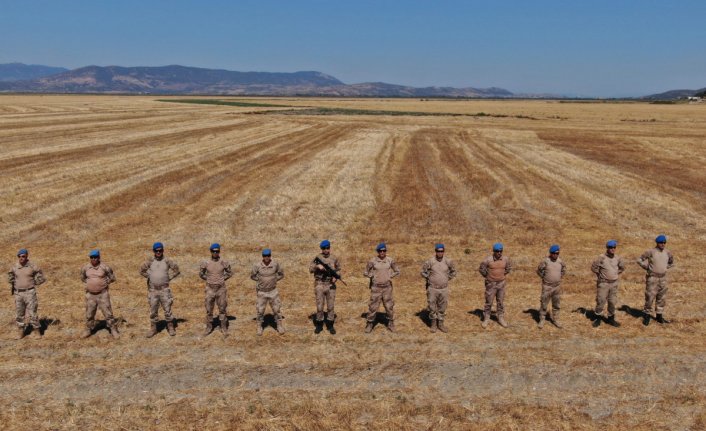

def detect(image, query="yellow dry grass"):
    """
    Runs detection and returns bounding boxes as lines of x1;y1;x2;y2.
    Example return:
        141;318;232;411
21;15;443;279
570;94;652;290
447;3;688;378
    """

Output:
1;95;705;430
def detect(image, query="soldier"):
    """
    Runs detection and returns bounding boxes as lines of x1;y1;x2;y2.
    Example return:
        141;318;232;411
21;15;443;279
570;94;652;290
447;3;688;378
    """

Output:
478;243;513;328
80;250;119;338
420;243;457;333
364;243;400;333
536;244;566;329
309;240;340;334
591;240;625;328
250;248;285;335
8;248;46;339
139;242;180;337
638;235;674;326
199;243;232;336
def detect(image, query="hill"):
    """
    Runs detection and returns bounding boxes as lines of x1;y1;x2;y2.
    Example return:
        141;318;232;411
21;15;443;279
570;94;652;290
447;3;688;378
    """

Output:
0;64;514;97
0;62;68;81
642;88;703;100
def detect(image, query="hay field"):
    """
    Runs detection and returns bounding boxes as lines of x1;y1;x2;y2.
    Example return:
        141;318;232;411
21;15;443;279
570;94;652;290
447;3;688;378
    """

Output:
1;95;705;430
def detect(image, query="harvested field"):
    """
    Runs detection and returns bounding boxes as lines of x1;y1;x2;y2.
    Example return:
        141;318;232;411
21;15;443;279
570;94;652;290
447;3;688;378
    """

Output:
1;95;705;430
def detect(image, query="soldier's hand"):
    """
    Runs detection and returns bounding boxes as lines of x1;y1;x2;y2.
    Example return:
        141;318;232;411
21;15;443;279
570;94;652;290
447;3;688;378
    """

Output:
317;264;325;271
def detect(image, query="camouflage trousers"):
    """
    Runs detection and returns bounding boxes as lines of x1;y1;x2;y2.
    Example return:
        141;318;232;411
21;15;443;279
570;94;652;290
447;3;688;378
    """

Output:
86;290;116;328
314;281;336;322
367;283;394;322
205;284;228;322
148;286;174;323
483;280;506;318
539;283;561;318
15;289;39;328
427;286;449;321
643;275;668;314
595;281;619;317
256;288;282;322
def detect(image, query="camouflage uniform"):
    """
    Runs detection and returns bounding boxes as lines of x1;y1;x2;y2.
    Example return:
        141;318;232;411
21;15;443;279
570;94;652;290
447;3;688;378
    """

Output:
536;256;566;326
251;259;285;334
139;255;180;335
199;257;232;334
309;254;341;323
638;246;674;317
420;255;457;330
8;261;46;335
364;256;400;326
478;255;513;325
81;262;118;336
591;253;625;320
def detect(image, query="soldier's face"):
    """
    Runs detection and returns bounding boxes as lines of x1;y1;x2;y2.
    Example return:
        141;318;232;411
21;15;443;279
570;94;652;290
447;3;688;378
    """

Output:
657;242;666;250
154;248;164;259
550;251;559;261
263;255;272;265
321;247;330;257
211;250;220;259
435;249;444;259
606;246;616;256
18;254;28;265
493;250;503;259
377;249;387;258
90;256;100;265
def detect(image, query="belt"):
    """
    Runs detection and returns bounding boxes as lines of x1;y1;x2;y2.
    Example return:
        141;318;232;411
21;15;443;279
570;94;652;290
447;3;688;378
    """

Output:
149;283;170;290
598;279;618;284
86;289;106;295
13;287;35;292
648;272;666;278
543;281;561;288
257;287;277;293
429;284;448;290
373;282;391;288
207;283;225;289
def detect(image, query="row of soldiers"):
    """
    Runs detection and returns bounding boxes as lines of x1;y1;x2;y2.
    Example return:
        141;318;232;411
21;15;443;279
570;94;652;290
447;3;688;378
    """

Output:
7;235;674;339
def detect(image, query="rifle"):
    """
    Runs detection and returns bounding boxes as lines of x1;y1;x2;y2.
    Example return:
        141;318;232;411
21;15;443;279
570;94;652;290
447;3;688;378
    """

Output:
313;256;347;286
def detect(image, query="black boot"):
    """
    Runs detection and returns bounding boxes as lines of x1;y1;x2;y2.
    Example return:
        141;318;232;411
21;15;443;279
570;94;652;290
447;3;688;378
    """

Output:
314;320;324;334
606;315;621;327
592;315;602;328
325;320;336;335
656;314;666;324
642;313;651;326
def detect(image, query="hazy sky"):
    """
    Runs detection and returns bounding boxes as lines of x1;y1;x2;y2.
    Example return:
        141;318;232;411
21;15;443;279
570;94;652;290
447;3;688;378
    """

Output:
2;0;704;97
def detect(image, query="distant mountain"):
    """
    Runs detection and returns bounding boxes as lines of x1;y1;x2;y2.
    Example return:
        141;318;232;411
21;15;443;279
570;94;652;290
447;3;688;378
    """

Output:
0;63;68;81
642;88;705;100
0;64;514;98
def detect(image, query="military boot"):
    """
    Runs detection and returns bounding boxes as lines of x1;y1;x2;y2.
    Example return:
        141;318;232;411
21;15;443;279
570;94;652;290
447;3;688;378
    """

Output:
314;320;324;334
537;316;545;329
387;320;396;333
146;322;158;338
592;315;602;328
219;317;229;336
437;320;448;333
81;321;94;339
656;314;666;324
16;325;26;340
606;315;621;327
364;321;374;333
481;316;490;329
430;319;438;333
203;319;213;336
326;320;337;335
275;318;285;335
166;321;176;336
642;313;651;326
497;315;508;328
551;311;563;329
108;324;120;339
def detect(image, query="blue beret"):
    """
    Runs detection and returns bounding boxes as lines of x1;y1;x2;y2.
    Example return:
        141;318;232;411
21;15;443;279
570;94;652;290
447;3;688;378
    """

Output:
210;243;221;251
493;243;503;252
89;249;100;258
319;240;331;248
17;248;28;256
549;244;560;253
435;243;445;251
376;242;387;252
262;248;272;256
655;235;667;243
152;242;164;251
606;240;617;248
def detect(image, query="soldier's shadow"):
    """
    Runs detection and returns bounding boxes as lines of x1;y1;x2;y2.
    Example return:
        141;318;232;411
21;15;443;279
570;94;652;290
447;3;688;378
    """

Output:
308;313;337;326
523;309;541;323
38;317;60;334
619;305;644;320
572;307;599;321
156;318;188;333
208;315;236;329
358;311;388;329
415;309;432;328
468;309;499;323
263;314;278;330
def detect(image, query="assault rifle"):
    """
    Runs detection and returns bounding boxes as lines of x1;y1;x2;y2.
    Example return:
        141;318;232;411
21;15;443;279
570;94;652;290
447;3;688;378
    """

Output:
313;256;347;286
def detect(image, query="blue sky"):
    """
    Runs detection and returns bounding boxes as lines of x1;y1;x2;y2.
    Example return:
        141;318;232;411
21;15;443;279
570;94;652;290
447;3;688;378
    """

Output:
1;0;704;97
